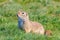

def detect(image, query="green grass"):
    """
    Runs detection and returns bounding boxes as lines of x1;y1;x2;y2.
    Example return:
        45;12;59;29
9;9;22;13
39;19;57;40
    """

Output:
0;0;60;40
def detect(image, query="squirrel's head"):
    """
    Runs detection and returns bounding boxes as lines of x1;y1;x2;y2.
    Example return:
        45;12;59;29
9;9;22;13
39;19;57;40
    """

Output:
17;10;29;20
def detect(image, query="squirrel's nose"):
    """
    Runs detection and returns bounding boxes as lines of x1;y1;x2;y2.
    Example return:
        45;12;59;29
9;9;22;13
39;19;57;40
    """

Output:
17;14;18;17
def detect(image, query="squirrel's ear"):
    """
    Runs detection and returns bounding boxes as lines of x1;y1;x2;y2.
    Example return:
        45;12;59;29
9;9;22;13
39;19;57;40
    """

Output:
25;12;28;16
26;13;27;16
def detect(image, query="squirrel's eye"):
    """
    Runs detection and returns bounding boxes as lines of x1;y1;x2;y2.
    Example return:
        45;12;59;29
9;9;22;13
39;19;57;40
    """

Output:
22;12;24;14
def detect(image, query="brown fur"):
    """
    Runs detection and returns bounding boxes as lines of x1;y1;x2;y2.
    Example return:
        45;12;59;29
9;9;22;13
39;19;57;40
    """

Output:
45;30;52;36
17;10;52;35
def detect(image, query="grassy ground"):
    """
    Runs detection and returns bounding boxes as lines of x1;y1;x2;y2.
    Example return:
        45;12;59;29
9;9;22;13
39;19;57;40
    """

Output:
0;0;60;40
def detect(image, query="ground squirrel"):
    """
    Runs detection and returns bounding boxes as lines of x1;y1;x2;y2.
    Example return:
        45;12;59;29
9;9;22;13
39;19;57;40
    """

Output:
17;10;52;35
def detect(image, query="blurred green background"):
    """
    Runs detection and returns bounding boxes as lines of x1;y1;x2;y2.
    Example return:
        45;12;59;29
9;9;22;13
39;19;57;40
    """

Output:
0;0;60;40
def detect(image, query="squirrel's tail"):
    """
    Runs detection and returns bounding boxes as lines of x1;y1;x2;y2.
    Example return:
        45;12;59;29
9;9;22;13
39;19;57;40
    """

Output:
44;30;52;36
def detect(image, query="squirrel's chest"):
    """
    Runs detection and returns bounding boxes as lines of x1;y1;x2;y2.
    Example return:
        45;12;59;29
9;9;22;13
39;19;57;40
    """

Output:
23;21;32;29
